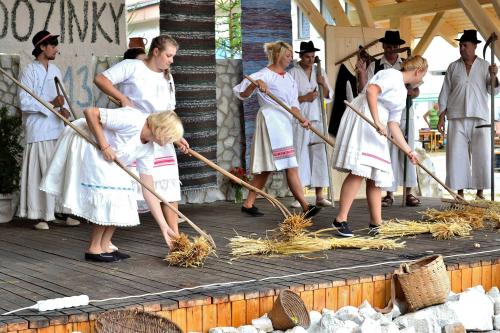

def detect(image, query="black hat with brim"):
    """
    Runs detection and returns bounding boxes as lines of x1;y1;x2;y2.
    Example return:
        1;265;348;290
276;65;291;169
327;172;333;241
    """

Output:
455;30;482;44
379;30;406;45
295;41;320;54
31;30;59;56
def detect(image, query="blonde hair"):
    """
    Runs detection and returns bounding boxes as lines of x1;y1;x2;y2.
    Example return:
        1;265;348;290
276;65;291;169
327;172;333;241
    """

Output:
401;55;428;72
147;111;184;146
263;41;293;65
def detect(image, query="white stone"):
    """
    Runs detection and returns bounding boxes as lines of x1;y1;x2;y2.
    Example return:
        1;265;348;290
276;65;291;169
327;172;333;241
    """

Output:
306;310;322;333
284;327;307;333
209;327;239;333
467;285;486;294
358;317;382;333
238;325;258;333
447;291;460;302
380;322;399;333
495;301;500;315
1;56;11;68
358;300;377;319
252;315;273;332
222;85;233;99
398;328;415;333
494;314;500;330
224;136;235;149
395;301;460;328
488;287;500;298
448;287;494;331
394;316;440;333
442;323;465;333
335;306;360;322
219;96;229;115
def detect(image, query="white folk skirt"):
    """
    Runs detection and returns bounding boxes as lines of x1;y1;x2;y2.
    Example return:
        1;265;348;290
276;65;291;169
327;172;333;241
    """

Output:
332;94;394;188
40;119;140;227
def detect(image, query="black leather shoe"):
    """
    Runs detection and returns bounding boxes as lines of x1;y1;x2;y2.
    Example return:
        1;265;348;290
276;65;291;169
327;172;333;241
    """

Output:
241;205;264;217
85;253;120;262
304;205;321;218
110;250;130;259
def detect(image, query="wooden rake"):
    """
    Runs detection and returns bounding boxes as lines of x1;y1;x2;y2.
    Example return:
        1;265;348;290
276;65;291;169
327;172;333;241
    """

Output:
0;67;216;248
107;96;292;218
244;75;335;148
344;100;470;206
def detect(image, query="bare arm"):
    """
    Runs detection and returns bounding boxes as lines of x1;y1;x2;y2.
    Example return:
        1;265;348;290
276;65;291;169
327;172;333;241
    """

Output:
423;111;431;127
239;79;267;98
83;107;116;161
94;74;133;107
140;174;178;249
388;122;419;164
366;83;386;136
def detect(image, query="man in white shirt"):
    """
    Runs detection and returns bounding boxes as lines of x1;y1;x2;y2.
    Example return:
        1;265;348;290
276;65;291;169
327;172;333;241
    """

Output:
357;30;420;207
438;29;499;199
17;30;80;230
288;41;333;207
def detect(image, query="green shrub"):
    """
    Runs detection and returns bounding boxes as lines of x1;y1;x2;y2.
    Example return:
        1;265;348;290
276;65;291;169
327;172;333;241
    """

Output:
0;106;23;194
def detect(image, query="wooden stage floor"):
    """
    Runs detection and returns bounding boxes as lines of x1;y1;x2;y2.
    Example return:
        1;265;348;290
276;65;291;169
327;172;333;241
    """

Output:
1;197;499;330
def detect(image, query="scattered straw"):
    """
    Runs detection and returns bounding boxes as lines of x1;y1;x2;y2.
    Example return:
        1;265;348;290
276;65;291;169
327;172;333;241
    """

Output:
421;207;485;230
165;233;215;268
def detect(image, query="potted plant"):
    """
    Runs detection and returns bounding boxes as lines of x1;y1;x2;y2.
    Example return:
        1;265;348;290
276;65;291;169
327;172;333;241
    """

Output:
0;105;23;222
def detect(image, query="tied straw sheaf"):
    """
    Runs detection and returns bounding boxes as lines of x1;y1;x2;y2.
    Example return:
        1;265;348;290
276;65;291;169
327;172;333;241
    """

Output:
0;67;220;267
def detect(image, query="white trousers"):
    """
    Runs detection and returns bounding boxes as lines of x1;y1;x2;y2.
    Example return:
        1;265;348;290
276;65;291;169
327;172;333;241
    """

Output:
18;140;60;221
446;118;491;190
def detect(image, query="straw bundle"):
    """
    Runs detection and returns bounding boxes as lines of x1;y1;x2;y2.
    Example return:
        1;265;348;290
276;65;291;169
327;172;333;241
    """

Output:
279;213;313;240
165;233;215;268
229;233;404;257
377;219;471;240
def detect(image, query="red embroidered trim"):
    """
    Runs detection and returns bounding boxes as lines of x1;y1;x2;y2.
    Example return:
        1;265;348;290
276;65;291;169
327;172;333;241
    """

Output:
361;152;390;164
272;146;295;160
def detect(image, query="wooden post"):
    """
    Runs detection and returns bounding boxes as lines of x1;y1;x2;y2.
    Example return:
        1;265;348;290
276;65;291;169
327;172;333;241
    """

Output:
352;0;375;27
413;12;446;55
295;0;328;39
323;0;351;26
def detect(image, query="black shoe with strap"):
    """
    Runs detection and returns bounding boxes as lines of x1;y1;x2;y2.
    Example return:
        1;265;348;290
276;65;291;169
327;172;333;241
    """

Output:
85;252;120;262
241;205;264;217
368;223;381;236
304;204;321;219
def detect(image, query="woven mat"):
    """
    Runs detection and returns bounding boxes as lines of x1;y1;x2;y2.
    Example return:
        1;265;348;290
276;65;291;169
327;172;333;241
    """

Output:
241;0;292;169
159;0;218;192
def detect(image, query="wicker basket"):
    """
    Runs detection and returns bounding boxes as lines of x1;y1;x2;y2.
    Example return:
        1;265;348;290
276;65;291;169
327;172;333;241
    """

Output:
95;309;183;333
396;254;450;312
268;290;310;330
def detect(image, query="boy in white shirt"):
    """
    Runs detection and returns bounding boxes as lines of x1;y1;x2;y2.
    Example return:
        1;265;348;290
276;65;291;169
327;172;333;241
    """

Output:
17;30;80;230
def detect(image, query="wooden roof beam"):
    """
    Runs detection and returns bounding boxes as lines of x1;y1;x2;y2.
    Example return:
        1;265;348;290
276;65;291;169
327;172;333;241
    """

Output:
493;0;500;18
323;0;351;26
419;15;459;48
413;12;445;55
458;0;500;57
352;0;374;27
348;0;491;25
390;16;413;48
295;0;328;39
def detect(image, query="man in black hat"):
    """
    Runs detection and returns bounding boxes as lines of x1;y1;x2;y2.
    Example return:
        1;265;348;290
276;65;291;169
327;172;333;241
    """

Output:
288;41;334;211
17;30;79;230
438;29;499;199
357;30;421;208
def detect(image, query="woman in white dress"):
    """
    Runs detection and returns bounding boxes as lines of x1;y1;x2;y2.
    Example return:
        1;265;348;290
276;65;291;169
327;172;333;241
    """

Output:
41;107;184;262
331;56;427;237
94;34;188;236
233;41;321;218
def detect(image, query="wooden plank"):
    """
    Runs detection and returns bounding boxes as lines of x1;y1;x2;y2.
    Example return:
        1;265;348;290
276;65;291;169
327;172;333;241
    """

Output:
202;304;217;333
217;302;231;327
349;283;362;307
313;288;326;311
385;279;392;304
37;327;55;333
258;296;274;317
493;263;500;288
186;306;203;333
337;286;350;308
75;322;91;333
325;287;338;311
245;298;260;325
231;300;246;328
361;282;374;305
300;291;314;312
53;324;71;333
157;310;172;320
373;280;386;309
472;266;483;288
171;308;187;333
352;0;374;27
451;269;462;293
461;267;473;290
482;265;493;291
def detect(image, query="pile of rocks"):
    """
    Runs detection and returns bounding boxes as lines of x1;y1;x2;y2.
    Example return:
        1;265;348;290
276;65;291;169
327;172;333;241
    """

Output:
208;286;500;333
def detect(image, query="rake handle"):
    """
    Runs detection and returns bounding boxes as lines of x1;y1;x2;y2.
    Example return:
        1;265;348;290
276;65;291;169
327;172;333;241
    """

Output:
0;66;215;248
54;77;77;120
344;100;465;203
244;75;335;148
